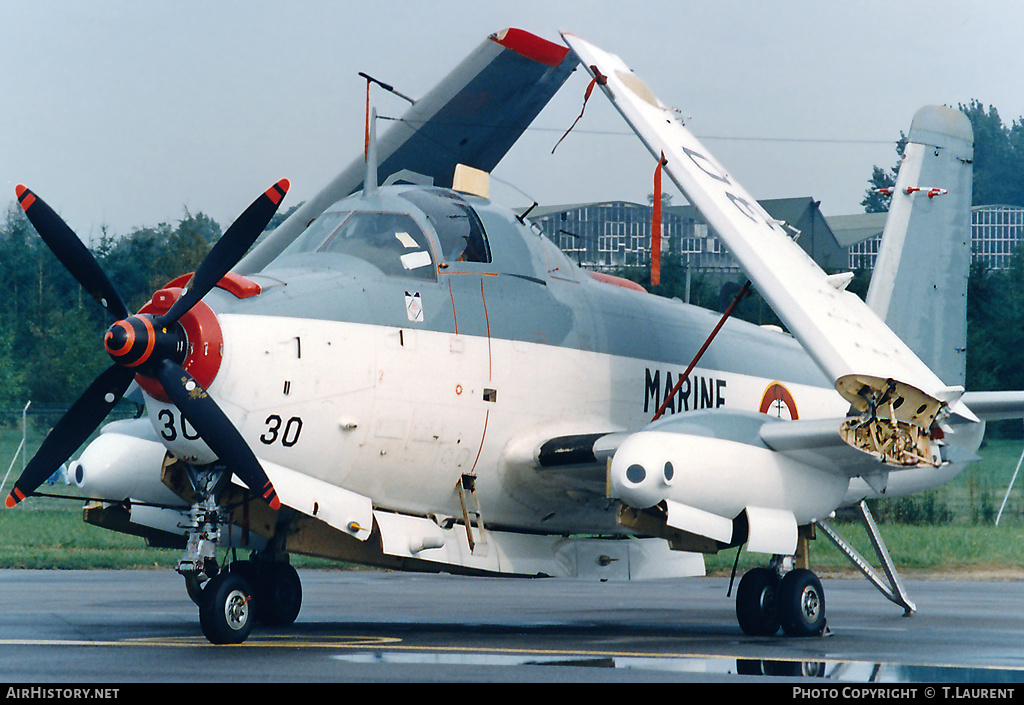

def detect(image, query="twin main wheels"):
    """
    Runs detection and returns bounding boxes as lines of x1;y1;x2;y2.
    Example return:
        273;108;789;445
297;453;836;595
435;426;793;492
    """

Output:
198;561;303;644
735;567;825;637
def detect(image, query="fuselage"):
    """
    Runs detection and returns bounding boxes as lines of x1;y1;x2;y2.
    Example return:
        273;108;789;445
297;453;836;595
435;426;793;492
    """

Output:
136;184;864;535
136;184;983;539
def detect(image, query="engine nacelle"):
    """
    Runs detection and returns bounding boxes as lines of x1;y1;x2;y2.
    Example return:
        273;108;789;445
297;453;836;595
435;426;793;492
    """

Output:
72;422;187;507
608;414;848;529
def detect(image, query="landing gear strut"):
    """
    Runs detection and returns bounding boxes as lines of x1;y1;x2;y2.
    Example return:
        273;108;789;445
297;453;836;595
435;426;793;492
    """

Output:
174;466;302;644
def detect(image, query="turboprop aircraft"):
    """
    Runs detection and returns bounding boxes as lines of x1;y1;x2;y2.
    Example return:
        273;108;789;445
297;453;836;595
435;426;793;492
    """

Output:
7;28;1024;644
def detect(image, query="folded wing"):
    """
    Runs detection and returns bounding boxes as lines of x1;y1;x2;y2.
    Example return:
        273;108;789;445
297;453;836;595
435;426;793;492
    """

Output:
239;28;577;273
561;33;970;467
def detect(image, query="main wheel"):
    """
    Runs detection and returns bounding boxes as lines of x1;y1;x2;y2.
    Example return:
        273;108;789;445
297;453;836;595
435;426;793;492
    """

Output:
777;568;826;637
199;571;254;644
255;562;302;626
735;567;780;636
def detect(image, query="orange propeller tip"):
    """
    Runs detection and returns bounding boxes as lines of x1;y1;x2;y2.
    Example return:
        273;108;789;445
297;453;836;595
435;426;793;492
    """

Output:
15;184;26;197
5;494;18;509
278;178;290;192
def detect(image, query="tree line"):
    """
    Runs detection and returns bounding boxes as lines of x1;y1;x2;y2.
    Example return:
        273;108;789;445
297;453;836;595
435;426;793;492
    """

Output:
0;201;301;418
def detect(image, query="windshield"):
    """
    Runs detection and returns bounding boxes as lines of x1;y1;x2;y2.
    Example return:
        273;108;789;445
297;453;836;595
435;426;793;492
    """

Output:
281;210;436;280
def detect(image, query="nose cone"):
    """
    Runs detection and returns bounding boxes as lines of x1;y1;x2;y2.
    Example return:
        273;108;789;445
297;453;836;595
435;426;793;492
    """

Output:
104;322;130;356
104;317;151;367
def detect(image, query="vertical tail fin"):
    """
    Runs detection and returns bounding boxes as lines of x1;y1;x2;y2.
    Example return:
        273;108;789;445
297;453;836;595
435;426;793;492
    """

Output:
866;106;974;387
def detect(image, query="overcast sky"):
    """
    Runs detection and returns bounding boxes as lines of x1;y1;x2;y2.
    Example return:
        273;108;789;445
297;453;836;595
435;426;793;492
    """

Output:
3;1;1023;241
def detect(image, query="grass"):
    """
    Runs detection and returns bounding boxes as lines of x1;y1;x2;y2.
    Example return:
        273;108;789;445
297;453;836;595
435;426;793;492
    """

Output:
3;420;1024;575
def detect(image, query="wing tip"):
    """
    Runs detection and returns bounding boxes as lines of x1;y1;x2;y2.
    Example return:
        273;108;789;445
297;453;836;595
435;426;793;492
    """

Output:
490;27;571;67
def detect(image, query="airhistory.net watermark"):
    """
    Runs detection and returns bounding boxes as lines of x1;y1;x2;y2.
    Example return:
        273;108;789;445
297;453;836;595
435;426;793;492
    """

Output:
6;688;119;700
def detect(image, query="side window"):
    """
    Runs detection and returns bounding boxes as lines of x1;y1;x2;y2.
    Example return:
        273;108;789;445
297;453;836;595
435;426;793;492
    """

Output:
400;190;491;264
318;212;436;280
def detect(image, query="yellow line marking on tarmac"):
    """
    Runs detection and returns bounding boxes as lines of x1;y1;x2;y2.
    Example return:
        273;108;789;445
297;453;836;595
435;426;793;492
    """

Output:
0;634;732;661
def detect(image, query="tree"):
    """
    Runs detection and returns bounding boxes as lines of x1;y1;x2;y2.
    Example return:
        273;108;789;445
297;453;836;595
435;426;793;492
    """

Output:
863;101;1024;212
860;134;907;213
959;100;1021;206
0;200;226;405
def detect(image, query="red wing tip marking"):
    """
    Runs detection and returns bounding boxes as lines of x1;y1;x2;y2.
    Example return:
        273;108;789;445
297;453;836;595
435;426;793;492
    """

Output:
491;28;570;67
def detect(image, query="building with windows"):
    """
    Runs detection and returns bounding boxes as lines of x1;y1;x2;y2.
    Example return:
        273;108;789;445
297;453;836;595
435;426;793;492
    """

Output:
527;197;845;273
832;205;1024;271
972;204;1024;269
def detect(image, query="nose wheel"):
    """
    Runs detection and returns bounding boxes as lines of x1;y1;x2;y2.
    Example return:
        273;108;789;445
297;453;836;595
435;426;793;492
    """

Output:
199;571;255;645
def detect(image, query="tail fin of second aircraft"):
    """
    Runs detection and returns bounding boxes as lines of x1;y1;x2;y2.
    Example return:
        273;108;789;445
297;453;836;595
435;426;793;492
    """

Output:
865;105;974;388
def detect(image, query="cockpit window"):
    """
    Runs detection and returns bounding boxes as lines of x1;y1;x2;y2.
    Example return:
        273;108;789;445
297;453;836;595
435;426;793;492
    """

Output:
281;210;351;255
400;189;491;264
318;211;436;279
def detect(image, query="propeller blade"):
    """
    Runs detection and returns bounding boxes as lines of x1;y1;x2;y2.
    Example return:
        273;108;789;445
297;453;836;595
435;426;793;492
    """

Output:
15;185;130;320
5;364;135;508
157;179;289;327
155;359;281;510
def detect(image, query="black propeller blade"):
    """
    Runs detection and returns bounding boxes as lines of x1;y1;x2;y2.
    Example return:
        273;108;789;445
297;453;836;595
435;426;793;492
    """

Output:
156;179;289;328
156;359;280;510
5;180;289;510
15;185;130;320
5;365;134;507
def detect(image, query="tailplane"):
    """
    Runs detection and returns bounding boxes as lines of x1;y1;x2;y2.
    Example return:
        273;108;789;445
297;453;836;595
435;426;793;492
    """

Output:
866;105;974;388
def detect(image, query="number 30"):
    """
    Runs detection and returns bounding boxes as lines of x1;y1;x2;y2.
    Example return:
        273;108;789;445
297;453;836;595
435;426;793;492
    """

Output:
260;415;303;447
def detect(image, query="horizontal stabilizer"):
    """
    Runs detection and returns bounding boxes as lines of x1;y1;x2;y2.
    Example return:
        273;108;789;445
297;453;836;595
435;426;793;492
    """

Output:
960;391;1024;421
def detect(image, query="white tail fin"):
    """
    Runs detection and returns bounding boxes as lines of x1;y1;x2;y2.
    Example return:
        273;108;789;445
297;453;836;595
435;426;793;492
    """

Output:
866;106;974;387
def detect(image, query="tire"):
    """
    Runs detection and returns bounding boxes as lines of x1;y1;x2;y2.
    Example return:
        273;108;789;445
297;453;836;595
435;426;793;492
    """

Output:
199;572;254;645
735;567;780;636
255;562;302;627
777;568;826;637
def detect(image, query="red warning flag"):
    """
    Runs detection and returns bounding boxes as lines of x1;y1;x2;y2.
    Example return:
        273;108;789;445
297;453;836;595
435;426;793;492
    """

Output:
651;153;667;286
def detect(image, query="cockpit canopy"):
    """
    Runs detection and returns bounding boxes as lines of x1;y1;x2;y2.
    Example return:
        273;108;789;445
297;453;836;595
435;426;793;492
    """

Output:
278;187;493;281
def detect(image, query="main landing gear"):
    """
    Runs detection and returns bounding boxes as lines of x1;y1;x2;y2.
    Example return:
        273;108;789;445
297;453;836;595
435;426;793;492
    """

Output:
735;559;827;638
734;503;915;638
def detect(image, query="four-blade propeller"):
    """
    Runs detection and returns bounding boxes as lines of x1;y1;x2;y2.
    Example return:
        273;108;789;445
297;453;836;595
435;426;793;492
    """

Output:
5;180;289;510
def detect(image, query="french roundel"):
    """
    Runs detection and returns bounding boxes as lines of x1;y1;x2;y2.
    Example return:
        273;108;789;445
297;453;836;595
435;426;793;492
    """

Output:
759;382;798;420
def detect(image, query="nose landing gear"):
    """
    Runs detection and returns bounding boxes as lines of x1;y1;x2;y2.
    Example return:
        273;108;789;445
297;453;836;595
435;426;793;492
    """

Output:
175;468;303;644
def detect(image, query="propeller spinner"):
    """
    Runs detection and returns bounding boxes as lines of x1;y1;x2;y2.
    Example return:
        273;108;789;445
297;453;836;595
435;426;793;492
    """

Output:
5;180;289;510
